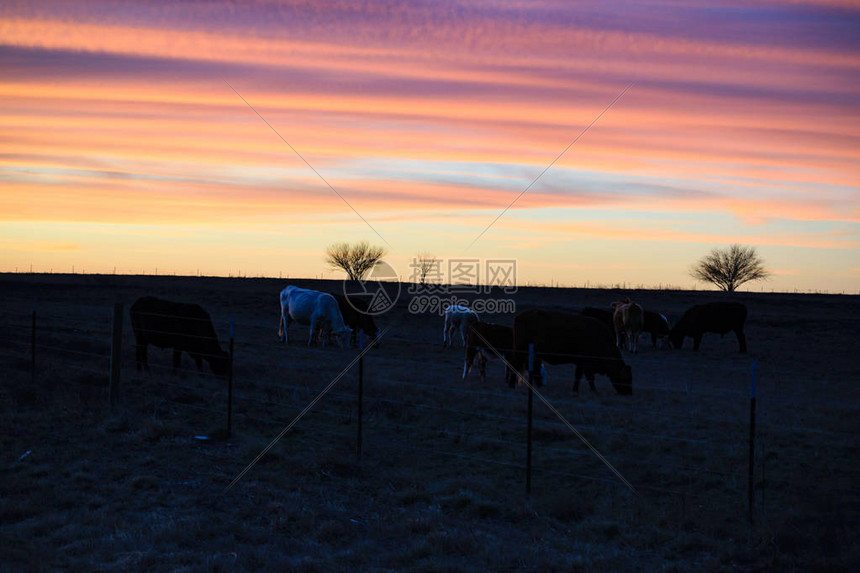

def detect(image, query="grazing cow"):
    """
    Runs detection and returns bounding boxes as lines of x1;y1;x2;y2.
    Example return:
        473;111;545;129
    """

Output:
443;305;480;348
512;309;632;395
669;301;747;353
278;286;352;348
331;294;380;347
643;310;671;348
129;296;229;376
462;322;514;383
612;298;644;353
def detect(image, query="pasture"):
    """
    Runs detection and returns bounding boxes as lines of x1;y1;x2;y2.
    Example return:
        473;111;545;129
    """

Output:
1;273;858;571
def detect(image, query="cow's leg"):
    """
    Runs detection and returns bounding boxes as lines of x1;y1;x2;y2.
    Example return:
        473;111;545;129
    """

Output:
280;312;292;344
616;329;626;350
507;356;520;388
278;308;285;342
735;329;747;353
693;334;702;351
172;349;182;374
503;356;514;387
191;353;204;372
135;342;147;371
308;317;317;346
651;333;658;348
573;365;583;392
587;372;597;392
478;352;487;382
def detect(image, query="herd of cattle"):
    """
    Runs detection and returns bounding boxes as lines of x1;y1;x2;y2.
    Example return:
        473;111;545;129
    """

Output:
129;286;749;396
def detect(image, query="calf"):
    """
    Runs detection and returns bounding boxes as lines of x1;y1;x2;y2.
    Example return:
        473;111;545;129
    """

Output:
669;301;747;353
643;310;671;348
130;296;229;376
463;322;514;383
443;305;480;348
331;293;380;347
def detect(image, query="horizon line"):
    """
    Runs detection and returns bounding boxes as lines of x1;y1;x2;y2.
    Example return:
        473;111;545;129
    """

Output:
0;270;855;296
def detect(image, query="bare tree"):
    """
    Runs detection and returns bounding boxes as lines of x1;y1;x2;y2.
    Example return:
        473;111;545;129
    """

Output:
690;244;770;293
414;253;439;285
325;241;387;281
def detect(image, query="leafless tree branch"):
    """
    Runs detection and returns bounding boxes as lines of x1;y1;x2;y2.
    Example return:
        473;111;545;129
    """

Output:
325;241;387;281
690;244;770;293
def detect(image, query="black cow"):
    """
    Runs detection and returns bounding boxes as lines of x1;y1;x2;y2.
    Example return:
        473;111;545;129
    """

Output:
463;322;514;383
581;307;614;331
130;296;229;375
331;294;380;347
512;309;632;395
643;310;671;348
669;301;747;353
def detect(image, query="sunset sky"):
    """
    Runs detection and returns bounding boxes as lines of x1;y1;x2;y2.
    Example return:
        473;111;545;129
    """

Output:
2;0;858;292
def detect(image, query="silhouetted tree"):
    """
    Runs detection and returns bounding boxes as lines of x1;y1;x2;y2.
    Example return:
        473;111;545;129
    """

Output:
690;244;770;293
414;253;439;285
325;241;387;281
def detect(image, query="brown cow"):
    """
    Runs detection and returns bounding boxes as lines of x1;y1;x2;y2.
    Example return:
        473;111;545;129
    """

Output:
512;309;632;395
611;298;644;353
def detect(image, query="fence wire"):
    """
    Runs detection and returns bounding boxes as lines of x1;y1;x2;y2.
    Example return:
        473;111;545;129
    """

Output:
6;300;856;508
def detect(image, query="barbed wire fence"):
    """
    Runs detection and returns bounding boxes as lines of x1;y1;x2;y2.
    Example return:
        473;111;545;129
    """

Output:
2;298;854;527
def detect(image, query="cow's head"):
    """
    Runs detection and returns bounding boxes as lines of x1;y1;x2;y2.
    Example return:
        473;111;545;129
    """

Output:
333;326;353;349
668;329;684;350
610;363;633;395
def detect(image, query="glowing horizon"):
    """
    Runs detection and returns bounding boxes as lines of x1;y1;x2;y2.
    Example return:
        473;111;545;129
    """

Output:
1;1;858;293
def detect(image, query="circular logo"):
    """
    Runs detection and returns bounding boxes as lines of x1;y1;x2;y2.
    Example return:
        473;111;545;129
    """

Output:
342;260;401;316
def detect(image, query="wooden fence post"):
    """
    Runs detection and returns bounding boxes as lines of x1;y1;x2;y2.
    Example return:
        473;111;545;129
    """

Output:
109;303;123;407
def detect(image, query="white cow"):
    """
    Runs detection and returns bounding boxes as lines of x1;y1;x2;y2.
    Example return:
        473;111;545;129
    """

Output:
278;286;352;348
443;304;479;348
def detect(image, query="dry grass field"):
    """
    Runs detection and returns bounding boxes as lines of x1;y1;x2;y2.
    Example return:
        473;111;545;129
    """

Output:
1;273;858;572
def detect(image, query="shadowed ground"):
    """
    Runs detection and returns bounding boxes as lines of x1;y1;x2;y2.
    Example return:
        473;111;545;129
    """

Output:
1;273;858;571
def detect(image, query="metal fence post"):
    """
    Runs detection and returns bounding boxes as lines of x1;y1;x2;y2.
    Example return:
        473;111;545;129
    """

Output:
109;303;123;407
526;343;534;495
227;317;235;439
357;330;364;461
748;360;757;524
30;299;36;385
